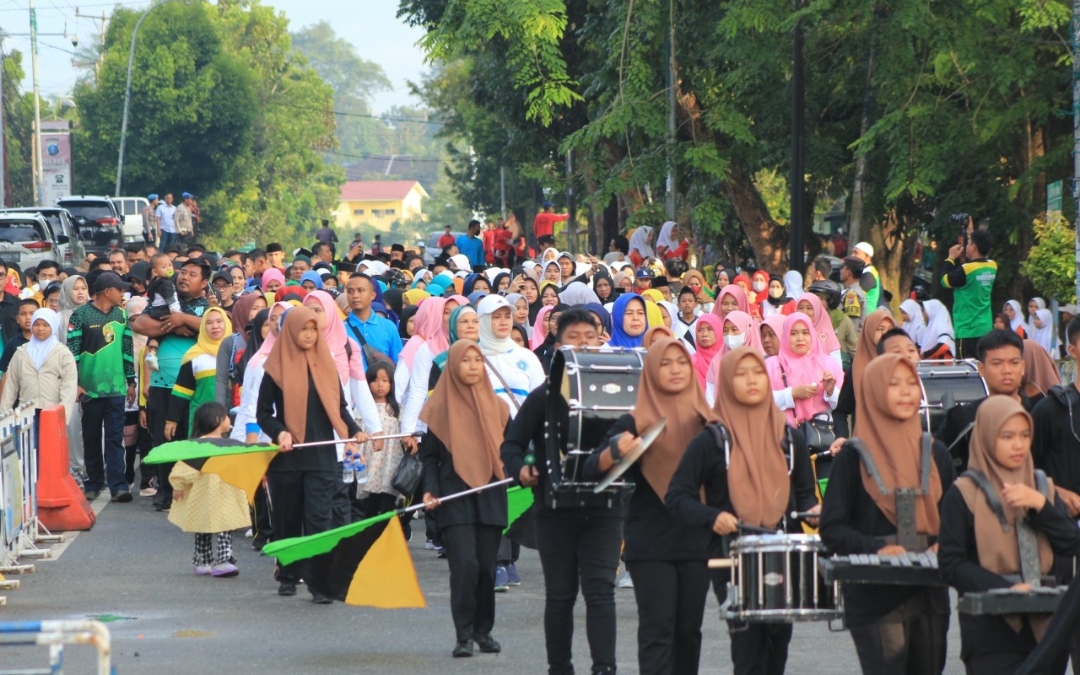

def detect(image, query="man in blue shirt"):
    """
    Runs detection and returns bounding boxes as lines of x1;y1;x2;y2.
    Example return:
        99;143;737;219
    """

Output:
345;273;403;363
455;220;485;271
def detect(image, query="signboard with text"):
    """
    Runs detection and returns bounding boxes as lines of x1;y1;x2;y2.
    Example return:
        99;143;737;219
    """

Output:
40;121;72;206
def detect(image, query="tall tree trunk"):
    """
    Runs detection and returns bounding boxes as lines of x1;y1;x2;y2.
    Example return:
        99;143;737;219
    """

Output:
867;205;919;307
723;157;789;273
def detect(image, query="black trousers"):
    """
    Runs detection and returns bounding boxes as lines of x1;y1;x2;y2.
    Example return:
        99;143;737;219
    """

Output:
712;570;794;675
251;480;272;543
535;509;623;675
81;396;127;495
847;591;949;675
147;387;176;507
268;469;338;584
956;337;981;361
442;523;501;643
124;411;153;488
626;559;711;675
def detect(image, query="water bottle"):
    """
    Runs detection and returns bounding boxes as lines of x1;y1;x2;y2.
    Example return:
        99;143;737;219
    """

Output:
353;452;369;485
342;451;355;484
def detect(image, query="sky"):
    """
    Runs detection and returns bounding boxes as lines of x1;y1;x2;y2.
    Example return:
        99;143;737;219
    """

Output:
1;0;427;112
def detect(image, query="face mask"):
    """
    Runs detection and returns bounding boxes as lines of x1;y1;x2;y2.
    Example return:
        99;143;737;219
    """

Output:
724;334;745;349
752;281;767;293
769;286;784;299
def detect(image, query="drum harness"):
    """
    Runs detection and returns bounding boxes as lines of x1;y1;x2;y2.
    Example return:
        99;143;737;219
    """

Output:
705;421;795;533
845;433;934;552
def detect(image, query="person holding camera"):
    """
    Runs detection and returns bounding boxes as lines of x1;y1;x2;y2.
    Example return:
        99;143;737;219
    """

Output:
941;222;996;359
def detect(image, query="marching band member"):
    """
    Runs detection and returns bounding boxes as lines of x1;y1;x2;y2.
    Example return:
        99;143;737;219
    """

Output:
939;396;1080;675
666;347;818;675
587;338;714;675
420;341;510;658
834;307;895;437
501;308;624;675
819;354;956;675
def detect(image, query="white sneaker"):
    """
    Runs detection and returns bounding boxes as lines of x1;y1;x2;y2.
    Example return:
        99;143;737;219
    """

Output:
616;572;634;589
244;528;253;538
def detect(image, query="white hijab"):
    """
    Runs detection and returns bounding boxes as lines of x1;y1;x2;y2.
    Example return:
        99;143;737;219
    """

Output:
477;295;517;355
628;226;656;260
449;254;471;272
920;299;955;355
1004;300;1025;333
784;270;804;299
656;221;679;250
1030;308;1055;356
899;299;925;345
27;308;61;370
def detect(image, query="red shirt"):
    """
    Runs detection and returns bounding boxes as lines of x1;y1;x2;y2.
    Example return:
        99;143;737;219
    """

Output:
437;233;455;249
533;212;569;240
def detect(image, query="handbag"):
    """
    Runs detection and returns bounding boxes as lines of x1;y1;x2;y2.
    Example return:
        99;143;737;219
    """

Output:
391;451;423;496
801;412;836;453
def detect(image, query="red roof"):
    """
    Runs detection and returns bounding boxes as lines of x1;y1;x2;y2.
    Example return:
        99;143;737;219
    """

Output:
339;180;425;201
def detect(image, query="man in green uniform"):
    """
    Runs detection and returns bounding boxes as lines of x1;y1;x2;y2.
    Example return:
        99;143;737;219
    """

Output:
942;228;997;359
852;242;882;310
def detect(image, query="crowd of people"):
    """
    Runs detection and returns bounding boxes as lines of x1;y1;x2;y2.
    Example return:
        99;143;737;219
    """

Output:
7;215;1080;675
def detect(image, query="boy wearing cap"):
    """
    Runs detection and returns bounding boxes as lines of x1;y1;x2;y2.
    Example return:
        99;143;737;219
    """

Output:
67;272;136;503
851;242;881;310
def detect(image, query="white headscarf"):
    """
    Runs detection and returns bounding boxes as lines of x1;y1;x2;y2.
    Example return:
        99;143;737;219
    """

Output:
477;295;517;355
1027;298;1047;338
1004;300;1025;333
628;226;656;261
27;308;61;371
656;221;679;250
558;281;600;306
920;299;955;355
899;299;925;346
449;254;471;272
784;270;804;299
1030;308;1055;356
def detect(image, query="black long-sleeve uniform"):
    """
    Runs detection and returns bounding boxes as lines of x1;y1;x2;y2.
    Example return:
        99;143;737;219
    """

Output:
420;430;509;530
256;374;361;472
1031;389;1080;494
818;439;956;624
936;394;1041;471
938;485;1080;672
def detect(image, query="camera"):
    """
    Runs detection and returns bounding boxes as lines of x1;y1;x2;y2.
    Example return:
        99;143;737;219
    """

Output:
951;213;970;254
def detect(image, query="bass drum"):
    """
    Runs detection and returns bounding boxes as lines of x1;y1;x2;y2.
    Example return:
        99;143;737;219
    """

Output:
917;359;988;433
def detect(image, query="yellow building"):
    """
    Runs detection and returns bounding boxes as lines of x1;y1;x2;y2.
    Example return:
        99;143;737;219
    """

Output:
335;180;429;232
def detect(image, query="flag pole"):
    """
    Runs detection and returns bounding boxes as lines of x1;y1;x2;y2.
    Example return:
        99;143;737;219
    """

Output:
289;433;421;449
400;478;515;515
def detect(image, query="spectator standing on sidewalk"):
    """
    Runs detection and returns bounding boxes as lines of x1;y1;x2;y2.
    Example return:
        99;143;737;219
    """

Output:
67;272;136;503
143;195;160;245
156;193;178;249
175;193;196;245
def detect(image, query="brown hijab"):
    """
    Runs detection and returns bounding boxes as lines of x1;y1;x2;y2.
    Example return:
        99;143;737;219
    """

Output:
1022;339;1061;398
632;338;715;499
420;341;509;489
715;348;790;527
263;305;350;444
852;308;896;387
853;354;942;535
956;396;1054;636
642;324;675;348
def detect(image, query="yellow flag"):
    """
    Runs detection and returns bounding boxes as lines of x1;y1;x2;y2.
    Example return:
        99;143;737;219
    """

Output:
345;516;426;608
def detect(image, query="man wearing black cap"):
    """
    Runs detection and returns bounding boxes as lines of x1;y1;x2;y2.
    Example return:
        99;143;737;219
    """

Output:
67;272;136;503
390;243;405;262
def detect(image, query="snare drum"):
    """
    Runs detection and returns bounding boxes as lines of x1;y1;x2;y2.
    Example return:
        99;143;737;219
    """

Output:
726;534;840;623
918;359;988;432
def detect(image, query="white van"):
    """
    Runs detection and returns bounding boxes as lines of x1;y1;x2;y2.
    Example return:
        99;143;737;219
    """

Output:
114;196;150;243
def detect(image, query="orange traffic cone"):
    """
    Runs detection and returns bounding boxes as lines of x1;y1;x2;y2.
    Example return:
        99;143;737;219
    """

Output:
36;405;95;531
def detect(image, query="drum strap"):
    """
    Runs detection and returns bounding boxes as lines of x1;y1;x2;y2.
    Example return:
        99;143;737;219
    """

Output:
484;355;522;412
849;433;933;551
709;423;793;475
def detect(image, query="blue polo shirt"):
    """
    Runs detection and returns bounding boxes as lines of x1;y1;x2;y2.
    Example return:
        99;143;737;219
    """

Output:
345;310;403;364
455;234;485;269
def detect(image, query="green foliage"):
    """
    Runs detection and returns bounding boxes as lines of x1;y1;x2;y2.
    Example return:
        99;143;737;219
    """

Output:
1020;214;1076;303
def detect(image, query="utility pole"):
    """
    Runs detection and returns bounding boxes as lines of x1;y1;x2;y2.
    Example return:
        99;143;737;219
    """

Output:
499;166;506;220
1074;0;1080;301
566;150;575;254
0;39;6;207
664;0;676;221
30;0;44;205
789;0;806;273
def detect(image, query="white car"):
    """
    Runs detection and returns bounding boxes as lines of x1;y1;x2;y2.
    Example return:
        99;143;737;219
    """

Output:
114;196;150;243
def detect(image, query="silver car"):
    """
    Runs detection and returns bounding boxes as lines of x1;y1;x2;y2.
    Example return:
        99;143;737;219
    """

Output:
0;213;62;271
0;207;86;268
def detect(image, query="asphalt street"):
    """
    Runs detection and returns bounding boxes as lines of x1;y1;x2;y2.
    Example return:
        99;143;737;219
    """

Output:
0;487;983;675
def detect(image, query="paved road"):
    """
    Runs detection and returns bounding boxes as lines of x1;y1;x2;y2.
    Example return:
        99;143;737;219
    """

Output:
0;489;980;674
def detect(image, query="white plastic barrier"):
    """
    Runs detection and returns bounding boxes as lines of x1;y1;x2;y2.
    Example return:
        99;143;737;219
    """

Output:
0;619;113;674
0;402;52;574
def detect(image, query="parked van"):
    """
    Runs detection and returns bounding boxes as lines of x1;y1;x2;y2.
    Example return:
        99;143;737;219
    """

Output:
114;196;149;243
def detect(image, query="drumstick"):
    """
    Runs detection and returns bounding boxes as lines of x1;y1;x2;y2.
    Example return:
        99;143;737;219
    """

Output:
789;511;821;521
737;522;779;535
708;558;736;569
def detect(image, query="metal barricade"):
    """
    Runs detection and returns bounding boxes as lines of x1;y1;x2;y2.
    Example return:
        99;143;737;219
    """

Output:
0;620;113;674
0;402;52;579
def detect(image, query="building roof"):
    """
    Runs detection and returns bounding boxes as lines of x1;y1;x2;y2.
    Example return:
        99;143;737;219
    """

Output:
339;180;429;201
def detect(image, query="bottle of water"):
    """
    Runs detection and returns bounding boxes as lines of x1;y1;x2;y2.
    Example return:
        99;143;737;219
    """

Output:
354;452;369;485
342;451;355;484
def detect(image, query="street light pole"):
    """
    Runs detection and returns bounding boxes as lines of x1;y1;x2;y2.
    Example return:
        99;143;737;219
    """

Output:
115;0;170;197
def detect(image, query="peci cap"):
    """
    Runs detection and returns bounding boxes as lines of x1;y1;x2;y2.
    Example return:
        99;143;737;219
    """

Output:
93;271;132;294
854;242;874;258
266;243;283;254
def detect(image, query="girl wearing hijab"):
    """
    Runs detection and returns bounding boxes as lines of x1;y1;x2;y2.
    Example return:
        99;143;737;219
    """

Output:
1026;298;1047;336
682;270;714;310
400;303;473;440
232;303;288;444
784;270;804;299
214;292;267;408
463;274;491;297
559;281;601;306
533;303;570;371
0;307;76;417
628;226;656;267
540;282;561;308
260;268;285;296
300;271;324;291
795;293;843;367
557;252;581;285
919;299;955;360
1027;301;1054;357
766;312;843;428
832;308;896;439
749;270;770;306
398;305;420;341
655;221;690;261
584;302;613;344
166;307;232;438
642;324;677;349
757;313;787;358
477;295;545;414
711;284;751;321
593;273;615;305
257;306;368;601
542;261;563;285
714;268;731;292
667;347;818;675
762;274;796;318
938;397;1080;675
657;301;679;332
704;310;764;405
420;341;510;657
691;314;723;390
521;277;543;323
1003;300;1027;339
819;354;955;675
530;305;555;351
504;293;530;337
1021;338;1061;402
395;297;451;405
403;288;431;307
899;299;925;347
57;274;88;345
606;294;649;349
586;338;715;675
612;270;634;298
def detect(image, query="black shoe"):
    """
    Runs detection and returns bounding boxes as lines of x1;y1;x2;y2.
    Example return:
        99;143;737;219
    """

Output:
112;491;133;503
312;592;333;605
436;547;447;559
474;634;501;653
252;537;270;551
277;582;297;597
83;490;100;501
452;640;473;658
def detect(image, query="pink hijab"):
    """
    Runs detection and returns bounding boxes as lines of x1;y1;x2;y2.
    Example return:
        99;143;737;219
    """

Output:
531;305;554;350
304;290;363;383
260;268;285;293
251;301;292;368
765;312;844;426
796;292;841;354
706;311;764;390
712;284;750;320
692;314;724;389
757;314;787;349
400;298;450;368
